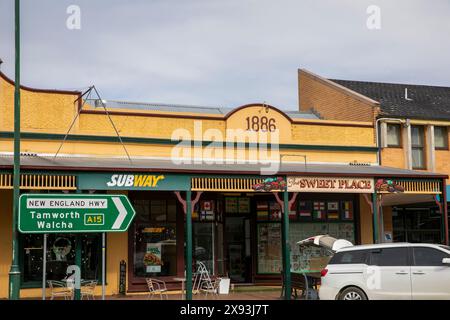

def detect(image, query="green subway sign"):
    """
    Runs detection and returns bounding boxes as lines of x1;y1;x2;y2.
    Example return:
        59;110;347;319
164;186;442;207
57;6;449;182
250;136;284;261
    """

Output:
18;194;136;233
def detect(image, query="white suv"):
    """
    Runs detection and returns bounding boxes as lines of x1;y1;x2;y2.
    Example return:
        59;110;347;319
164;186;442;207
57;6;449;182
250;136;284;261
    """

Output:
319;243;450;300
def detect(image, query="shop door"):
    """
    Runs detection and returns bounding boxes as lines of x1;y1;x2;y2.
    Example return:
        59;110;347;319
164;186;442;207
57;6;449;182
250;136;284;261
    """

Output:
225;216;252;283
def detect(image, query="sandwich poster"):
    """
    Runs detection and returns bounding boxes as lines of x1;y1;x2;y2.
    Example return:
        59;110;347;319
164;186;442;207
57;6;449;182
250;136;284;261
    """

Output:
144;243;163;273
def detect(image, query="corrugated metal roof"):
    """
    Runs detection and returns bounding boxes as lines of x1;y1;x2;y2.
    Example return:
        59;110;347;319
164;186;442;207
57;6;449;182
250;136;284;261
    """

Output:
85;99;319;120
0;155;445;178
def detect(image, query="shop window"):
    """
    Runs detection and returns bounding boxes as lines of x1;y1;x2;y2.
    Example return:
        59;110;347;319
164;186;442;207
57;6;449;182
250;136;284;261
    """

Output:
21;233;102;287
193;223;215;274
411;125;425;169
289;222;355;272
392;207;442;243
434;126;448;150
387;124;402;147
132;199;177;278
256;223;282;274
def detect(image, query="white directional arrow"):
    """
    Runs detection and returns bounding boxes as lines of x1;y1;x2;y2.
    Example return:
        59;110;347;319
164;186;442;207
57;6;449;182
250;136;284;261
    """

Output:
112;197;127;229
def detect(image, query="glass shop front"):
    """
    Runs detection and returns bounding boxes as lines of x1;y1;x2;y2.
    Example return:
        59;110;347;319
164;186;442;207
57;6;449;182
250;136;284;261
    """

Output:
127;190;359;289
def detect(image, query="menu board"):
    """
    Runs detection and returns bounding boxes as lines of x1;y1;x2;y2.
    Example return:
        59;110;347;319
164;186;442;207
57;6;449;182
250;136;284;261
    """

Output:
256;201;269;221
257;223;282;273
238;197;250;213
225;197;238;213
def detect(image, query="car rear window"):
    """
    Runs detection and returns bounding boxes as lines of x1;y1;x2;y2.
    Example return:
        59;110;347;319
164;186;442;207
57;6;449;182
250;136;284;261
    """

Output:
369;247;409;266
329;250;368;265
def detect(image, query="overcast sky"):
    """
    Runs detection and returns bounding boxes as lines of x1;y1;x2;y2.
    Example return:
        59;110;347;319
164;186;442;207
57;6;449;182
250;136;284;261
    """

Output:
0;0;449;109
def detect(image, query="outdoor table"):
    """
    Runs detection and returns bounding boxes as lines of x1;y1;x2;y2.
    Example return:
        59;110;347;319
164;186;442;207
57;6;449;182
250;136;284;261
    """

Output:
173;277;186;300
62;278;85;300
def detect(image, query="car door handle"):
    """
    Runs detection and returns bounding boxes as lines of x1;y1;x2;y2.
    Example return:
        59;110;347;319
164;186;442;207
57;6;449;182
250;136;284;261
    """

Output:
412;271;425;275
395;272;409;275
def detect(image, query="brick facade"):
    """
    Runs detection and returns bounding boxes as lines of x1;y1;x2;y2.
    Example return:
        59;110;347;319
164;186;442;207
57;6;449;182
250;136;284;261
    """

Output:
298;69;380;123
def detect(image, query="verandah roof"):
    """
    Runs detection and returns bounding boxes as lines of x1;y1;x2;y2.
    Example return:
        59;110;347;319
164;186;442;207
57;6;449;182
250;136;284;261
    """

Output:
0;154;447;179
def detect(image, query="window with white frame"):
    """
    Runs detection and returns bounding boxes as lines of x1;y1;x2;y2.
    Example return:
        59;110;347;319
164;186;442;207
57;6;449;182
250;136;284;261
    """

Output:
386;124;401;147
434;126;448;149
411;125;425;169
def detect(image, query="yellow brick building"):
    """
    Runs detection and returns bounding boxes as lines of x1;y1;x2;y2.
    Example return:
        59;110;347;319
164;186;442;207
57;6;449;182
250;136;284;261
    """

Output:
298;69;450;246
0;70;446;299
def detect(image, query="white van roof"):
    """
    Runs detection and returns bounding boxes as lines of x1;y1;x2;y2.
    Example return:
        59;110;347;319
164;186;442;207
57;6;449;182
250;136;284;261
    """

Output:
337;242;444;252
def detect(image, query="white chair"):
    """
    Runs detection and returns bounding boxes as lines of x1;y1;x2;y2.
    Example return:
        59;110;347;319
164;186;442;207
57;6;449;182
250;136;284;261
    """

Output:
81;280;97;300
47;280;73;300
146;278;168;300
200;277;221;298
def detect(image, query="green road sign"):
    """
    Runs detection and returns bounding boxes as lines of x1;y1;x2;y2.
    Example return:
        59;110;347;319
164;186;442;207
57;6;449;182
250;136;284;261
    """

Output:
18;194;136;233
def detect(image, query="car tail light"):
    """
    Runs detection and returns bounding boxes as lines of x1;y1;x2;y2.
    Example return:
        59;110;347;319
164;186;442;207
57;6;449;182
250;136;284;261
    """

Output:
320;268;328;277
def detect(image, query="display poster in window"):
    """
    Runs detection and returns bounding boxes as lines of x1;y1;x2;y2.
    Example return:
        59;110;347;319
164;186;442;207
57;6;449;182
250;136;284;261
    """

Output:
144;243;163;273
257;223;282;273
256;201;269;221
341;201;354;220
225;197;238;213
327;201;340;220
298;201;312;219
200;200;215;221
269;202;282;221
312;201;326;220
238;197;250;213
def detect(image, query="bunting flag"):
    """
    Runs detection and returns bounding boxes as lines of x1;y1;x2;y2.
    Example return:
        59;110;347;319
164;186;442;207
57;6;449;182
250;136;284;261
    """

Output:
313;201;326;220
342;201;354;220
327;201;339;220
257;201;269;220
298;201;312;218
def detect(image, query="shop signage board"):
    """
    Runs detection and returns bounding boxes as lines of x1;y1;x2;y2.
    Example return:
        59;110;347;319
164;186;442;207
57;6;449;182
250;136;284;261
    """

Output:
77;173;190;191
18;194;136;233
287;176;374;193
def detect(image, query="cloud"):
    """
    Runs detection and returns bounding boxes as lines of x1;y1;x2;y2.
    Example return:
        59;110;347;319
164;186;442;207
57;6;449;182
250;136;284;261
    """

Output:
0;0;449;109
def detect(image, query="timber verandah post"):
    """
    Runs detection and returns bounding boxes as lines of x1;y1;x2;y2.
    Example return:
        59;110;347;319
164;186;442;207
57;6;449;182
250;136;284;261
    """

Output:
174;190;202;300
185;190;192;300
282;190;291;300
372;192;379;244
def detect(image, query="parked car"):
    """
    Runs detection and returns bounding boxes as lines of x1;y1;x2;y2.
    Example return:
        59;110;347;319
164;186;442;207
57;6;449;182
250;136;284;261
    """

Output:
319;242;450;300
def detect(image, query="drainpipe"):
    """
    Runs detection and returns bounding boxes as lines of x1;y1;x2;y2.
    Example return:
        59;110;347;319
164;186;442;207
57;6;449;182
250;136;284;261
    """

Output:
374;118;407;166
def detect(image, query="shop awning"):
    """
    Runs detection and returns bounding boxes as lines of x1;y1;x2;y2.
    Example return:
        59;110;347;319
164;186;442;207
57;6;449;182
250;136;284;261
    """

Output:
0;154;447;179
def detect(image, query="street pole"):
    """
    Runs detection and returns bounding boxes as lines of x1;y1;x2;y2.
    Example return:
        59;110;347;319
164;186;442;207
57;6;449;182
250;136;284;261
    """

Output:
185;190;192;300
9;0;21;300
42;234;47;300
102;232;106;300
